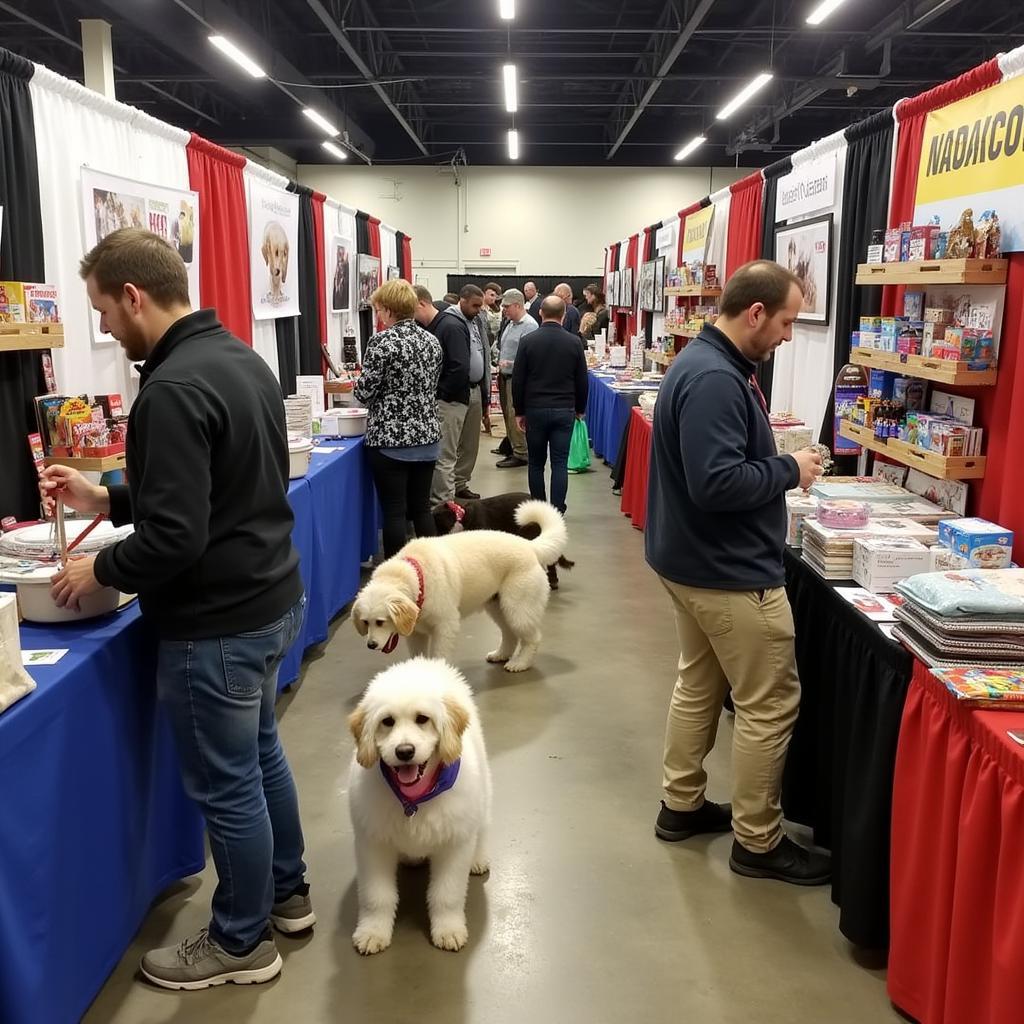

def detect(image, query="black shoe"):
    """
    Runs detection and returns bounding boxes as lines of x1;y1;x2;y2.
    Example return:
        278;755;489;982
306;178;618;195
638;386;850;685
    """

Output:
729;835;832;886
455;488;480;500
654;799;732;842
496;457;528;468
490;447;505;455
723;691;735;714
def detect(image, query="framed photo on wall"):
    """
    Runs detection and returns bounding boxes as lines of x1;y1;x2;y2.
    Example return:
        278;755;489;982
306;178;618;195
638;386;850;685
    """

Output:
638;258;657;312
653;256;666;312
775;213;833;326
621;266;634;309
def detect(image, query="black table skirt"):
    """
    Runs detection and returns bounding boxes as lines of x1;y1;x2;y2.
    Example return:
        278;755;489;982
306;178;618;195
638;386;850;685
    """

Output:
782;548;913;950
610;393;640;486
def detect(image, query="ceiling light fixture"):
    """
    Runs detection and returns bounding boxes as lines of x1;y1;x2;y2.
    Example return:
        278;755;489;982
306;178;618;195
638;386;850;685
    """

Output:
805;0;850;25
715;72;774;120
503;64;518;113
499;0;515;19
209;35;266;78
674;135;707;161
303;107;340;137
322;141;348;160
508;129;520;160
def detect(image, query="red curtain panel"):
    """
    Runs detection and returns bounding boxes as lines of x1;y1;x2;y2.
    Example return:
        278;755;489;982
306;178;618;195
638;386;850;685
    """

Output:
367;216;383;331
402;235;413;280
185;133;252;345
311;190;328;349
725;171;765;279
623;232;640;348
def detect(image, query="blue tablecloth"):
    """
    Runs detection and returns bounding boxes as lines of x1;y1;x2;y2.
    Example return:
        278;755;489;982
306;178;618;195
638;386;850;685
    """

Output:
0;605;205;1024
585;371;634;462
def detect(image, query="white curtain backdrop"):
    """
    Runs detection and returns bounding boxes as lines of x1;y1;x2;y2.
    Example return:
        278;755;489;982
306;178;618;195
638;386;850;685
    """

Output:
323;198;358;364
29;65;191;405
379;223;398;278
705;185;732;280
999;43;1024;82
652;215;680;341
769;129;849;434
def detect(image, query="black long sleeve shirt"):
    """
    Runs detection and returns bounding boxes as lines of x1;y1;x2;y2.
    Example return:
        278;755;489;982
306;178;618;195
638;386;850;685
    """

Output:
511;322;589;415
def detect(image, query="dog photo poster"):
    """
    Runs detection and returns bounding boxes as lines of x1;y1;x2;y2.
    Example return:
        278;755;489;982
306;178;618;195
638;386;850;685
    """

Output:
331;236;353;313
80;167;200;344
249;179;300;320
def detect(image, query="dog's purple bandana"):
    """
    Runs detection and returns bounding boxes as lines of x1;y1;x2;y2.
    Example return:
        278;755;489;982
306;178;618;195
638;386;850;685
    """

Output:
381;759;461;817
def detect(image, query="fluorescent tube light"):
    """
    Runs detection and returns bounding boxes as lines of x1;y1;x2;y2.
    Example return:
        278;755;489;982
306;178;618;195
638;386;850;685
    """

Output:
499;0;515;19
322;141;348;160
674;135;706;161
209;35;266;78
806;0;849;25
303;107;340;137
508;130;520;160
503;64;518;113
716;72;774;120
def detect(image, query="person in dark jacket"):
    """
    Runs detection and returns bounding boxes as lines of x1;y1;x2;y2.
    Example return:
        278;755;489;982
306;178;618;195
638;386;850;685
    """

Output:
554;283;582;337
43;228;310;990
646;259;829;887
511;296;589;514
523;280;543;322
414;284;470;504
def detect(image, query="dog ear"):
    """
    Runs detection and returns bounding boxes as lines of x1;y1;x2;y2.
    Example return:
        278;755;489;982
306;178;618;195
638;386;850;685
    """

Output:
352;613;368;637
261;236;271;267
387;596;419;637
437;695;471;765
281;241;289;283
348;706;378;768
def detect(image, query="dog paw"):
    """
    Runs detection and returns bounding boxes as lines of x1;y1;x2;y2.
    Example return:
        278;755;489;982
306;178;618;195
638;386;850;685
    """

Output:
353;924;392;955
431;920;468;952
470;859;490;876
504;659;532;673
486;649;511;664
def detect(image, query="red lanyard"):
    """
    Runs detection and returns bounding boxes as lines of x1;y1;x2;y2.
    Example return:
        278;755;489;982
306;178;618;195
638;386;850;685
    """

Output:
750;374;770;419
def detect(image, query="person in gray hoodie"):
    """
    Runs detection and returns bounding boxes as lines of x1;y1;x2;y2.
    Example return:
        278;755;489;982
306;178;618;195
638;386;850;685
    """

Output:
442;284;492;500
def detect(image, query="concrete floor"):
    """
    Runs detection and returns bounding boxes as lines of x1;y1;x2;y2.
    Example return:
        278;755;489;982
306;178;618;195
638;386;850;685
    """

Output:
85;457;897;1024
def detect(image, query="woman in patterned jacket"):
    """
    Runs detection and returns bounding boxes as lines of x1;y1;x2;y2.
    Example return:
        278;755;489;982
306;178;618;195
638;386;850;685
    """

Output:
355;279;443;556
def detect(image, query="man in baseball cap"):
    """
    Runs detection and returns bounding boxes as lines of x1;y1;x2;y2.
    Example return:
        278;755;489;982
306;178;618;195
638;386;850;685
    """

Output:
493;288;538;467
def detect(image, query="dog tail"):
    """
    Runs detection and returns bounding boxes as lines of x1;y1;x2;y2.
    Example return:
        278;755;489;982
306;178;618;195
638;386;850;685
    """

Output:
514;500;568;567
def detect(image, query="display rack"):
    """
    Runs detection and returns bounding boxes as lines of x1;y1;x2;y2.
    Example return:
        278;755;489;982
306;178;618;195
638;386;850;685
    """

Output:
854;258;1007;286
647;350;675;368
850;348;998;387
666;327;701;339
44;452;126;472
0;323;64;352
664;286;722;298
838;422;985;480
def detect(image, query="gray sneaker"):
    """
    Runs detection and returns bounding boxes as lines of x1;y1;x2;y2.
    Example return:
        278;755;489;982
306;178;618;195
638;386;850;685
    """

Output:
271;890;316;934
140;929;282;990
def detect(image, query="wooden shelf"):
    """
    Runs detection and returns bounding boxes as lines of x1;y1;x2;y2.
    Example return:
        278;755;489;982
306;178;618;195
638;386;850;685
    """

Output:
854;258;1007;286
838;421;985;480
647;350;676;367
664;286;722;297
850;347;997;386
666;327;701;338
44;452;126;472
0;323;64;352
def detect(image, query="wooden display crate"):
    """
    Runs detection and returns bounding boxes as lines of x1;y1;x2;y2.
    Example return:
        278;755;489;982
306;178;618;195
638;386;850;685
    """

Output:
44;452;127;472
664;286;722;297
850;347;997;387
854;258;1007;286
647;350;675;368
0;323;65;352
838;421;985;480
666;327;701;338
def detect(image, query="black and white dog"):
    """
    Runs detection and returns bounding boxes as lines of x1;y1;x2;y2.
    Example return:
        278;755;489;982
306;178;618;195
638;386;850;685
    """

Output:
432;492;575;590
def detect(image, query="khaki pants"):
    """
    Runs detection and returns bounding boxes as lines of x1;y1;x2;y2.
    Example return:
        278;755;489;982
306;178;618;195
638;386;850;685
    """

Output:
498;374;527;459
431;399;468;505
455;385;483;492
659;578;801;853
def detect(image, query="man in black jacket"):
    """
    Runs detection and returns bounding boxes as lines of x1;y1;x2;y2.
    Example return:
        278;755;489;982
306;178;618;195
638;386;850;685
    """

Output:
646;259;830;887
43;228;311;990
554;283;582;337
511;295;589;514
414;285;471;504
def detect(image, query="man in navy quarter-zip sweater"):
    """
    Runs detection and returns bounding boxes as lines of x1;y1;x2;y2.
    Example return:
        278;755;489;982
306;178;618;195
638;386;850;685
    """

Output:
646;259;833;888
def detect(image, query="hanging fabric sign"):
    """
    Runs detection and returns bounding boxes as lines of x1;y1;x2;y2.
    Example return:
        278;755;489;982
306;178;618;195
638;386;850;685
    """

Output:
248;179;301;320
775;152;836;222
914;74;1024;252
655;220;677;251
681;205;714;263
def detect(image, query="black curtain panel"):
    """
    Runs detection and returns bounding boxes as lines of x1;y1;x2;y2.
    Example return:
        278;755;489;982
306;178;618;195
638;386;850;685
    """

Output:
0;48;47;521
756;156;792;405
818;110;895;446
287;182;323;378
396;230;408;280
355;210;372;355
274;318;299;398
641;221;658;342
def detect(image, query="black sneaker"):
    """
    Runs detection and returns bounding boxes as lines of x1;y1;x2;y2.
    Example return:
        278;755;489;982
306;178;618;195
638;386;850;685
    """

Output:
729;835;832;886
455;488;480;500
496;456;528;468
654;799;732;842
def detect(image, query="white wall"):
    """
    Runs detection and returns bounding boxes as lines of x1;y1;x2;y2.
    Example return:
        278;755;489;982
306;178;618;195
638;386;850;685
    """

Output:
297;163;749;297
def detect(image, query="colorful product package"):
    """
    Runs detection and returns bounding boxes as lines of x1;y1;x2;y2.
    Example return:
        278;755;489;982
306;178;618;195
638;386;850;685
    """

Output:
945;518;1014;569
23;284;60;323
903;291;925;320
0;282;26;322
884;229;901;263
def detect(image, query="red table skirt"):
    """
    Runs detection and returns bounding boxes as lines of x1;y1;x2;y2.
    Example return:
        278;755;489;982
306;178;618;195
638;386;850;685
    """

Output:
889;658;1024;1024
620;406;652;530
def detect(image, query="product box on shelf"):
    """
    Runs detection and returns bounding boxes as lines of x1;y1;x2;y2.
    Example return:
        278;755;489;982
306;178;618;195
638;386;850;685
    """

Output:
0;282;26;322
884;229;901;263
860;316;882;333
866;244;884;264
853;537;931;593
933;232;950;260
961;329;994;368
903;291;925;320
943;518;1014;568
908;225;941;262
868;369;896;399
923;307;954;325
23;283;60;323
900;230;912;262
930;544;969;571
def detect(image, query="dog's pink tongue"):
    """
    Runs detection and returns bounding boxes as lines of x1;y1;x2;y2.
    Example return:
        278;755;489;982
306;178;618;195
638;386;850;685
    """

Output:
395;764;420;785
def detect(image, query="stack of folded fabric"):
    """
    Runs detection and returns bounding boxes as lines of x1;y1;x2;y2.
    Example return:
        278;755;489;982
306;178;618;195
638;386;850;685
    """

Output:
802;518;938;579
893;568;1024;668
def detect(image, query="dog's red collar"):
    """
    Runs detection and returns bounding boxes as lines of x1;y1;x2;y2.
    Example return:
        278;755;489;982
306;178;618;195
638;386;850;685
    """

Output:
445;500;466;524
382;557;425;655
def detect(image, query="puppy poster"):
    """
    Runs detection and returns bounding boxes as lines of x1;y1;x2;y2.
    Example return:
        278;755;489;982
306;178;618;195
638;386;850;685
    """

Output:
249;179;301;320
80;168;201;345
331;235;353;313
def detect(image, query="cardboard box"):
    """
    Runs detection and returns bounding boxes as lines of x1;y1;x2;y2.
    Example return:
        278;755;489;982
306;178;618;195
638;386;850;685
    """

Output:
884;229;901;263
0;281;26;322
860;316;882;332
930;544;969;572
908;225;941;261
866;244;884;264
903;291;925;320
853;537;931;592
900;230;912;262
869;369;896;399
23;283;59;323
923;307;953;325
946;518;1014;568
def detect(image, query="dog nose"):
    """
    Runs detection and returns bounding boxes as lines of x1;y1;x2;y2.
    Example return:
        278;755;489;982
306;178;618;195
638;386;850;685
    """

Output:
395;744;416;762
367;640;378;650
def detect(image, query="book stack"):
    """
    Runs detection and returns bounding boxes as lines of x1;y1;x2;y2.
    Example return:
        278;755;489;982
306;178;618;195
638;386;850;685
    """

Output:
931;667;1024;706
893;569;1024;668
786;491;947;548
801;518;937;580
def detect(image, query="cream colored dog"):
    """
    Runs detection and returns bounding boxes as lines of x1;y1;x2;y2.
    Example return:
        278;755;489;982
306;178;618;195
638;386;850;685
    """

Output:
352;500;567;672
348;658;491;954
261;221;290;300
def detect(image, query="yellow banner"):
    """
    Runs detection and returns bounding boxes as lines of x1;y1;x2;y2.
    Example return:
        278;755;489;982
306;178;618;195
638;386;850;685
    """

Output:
916;75;1024;206
681;205;714;261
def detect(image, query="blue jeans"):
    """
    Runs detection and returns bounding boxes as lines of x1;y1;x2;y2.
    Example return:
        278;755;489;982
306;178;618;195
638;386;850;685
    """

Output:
157;596;308;953
525;408;576;514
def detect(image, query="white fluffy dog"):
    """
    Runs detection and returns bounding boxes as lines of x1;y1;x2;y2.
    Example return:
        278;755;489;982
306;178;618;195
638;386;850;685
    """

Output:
348;658;491;954
353;499;567;672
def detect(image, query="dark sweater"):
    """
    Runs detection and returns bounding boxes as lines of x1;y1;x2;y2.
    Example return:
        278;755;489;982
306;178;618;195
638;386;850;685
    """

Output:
561;303;582;338
94;309;303;639
427;309;471;404
511;321;589;415
645;325;800;591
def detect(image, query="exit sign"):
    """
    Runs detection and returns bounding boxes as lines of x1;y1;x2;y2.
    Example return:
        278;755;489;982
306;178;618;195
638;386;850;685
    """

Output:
479;247;492;257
